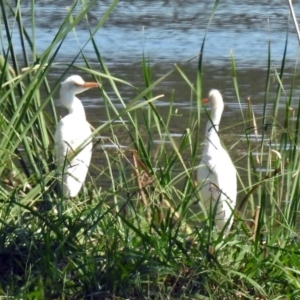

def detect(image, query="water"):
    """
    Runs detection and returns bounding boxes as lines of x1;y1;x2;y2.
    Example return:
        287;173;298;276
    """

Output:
2;0;300;188
4;1;300;67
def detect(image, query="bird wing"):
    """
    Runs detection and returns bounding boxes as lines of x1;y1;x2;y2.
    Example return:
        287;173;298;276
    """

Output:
54;115;92;167
54;115;93;197
197;148;237;209
210;149;237;231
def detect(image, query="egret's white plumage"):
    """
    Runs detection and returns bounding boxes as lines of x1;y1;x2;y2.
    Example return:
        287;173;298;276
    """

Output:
54;75;99;198
197;89;237;233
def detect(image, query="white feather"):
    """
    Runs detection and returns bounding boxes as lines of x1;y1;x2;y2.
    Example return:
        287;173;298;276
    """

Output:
197;89;237;233
54;75;99;198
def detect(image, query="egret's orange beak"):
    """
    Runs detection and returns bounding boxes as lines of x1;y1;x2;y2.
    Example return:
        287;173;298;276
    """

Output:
202;98;209;104
82;82;100;88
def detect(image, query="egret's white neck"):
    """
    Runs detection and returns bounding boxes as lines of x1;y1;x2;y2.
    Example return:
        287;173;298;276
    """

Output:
60;93;86;119
68;97;86;117
204;105;223;149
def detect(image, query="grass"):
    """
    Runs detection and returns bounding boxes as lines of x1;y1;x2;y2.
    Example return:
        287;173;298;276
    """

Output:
1;0;300;299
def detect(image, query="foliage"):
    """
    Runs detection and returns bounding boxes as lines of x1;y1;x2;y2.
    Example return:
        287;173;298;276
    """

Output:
0;0;300;299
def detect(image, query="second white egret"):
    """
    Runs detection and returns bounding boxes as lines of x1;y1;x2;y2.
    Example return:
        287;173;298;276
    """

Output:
197;89;237;233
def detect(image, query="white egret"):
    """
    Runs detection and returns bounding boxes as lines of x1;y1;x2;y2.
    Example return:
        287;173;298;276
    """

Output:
54;75;99;198
197;89;237;233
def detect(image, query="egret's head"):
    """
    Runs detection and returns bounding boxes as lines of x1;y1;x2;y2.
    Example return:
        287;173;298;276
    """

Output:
60;75;99;97
203;89;224;112
59;75;99;112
